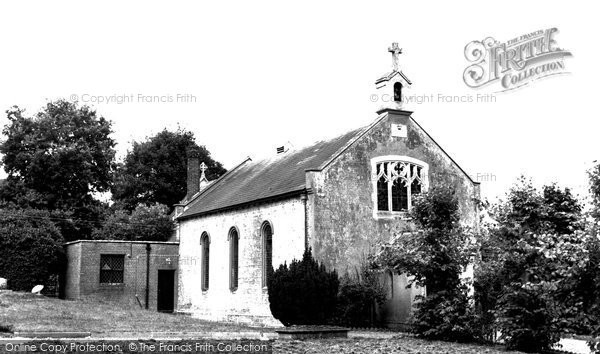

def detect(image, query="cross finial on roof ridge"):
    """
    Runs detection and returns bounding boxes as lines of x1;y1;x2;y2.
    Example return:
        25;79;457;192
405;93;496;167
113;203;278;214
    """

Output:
199;162;208;179
199;162;209;190
388;42;402;71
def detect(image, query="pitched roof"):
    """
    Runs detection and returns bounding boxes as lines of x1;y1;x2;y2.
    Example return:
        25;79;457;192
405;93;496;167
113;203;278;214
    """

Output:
178;113;479;220
178;127;364;219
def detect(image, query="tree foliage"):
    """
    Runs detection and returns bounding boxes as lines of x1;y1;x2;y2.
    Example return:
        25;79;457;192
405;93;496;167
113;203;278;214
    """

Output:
335;261;386;328
0;208;66;291
111;129;226;211
475;176;593;352
585;162;600;352
92;204;174;242
0;100;115;210
589;161;600;220
373;186;473;293
0;100;115;240
411;286;477;342
372;186;477;341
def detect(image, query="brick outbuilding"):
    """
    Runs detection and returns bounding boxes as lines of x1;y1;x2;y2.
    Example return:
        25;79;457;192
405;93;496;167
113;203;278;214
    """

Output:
63;240;179;312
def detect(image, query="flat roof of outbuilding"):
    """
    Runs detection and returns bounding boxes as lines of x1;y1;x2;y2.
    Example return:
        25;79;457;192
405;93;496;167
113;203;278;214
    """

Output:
64;240;180;246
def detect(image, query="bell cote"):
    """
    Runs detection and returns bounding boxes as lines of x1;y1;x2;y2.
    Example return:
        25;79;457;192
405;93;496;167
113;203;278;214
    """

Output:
375;42;412;111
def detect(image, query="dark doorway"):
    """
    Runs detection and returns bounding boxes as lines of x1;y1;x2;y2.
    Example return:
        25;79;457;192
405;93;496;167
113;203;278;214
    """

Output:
157;270;175;312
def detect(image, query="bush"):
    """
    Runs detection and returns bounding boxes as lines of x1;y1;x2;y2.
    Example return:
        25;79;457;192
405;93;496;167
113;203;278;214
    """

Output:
475;178;596;351
267;248;339;326
0;208;66;291
411;286;478;342
335;265;386;328
496;282;561;352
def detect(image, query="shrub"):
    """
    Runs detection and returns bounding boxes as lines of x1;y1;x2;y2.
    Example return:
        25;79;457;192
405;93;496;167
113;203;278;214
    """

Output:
411;286;478;342
267;248;339;326
0;208;66;291
335;264;386;328
496;282;561;352
0;324;13;333
483;230;595;352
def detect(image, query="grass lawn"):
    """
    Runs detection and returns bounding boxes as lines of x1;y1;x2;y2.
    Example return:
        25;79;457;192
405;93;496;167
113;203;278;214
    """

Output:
274;336;524;354
0;291;266;337
0;291;526;353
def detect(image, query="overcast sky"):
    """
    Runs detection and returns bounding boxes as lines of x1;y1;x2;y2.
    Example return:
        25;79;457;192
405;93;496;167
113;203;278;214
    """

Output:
0;1;597;203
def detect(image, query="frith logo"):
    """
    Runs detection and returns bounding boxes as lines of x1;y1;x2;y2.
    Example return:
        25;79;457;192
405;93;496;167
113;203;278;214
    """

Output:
463;28;572;92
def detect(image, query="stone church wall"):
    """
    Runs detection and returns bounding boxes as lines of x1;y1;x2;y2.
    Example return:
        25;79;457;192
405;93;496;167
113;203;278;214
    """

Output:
176;197;306;327
308;110;480;327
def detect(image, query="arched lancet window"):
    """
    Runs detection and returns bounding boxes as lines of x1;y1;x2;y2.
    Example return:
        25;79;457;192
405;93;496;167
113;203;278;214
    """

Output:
200;232;210;291
391;164;409;210
376;163;389;211
229;227;239;292
393;82;402;102
410;164;423;196
261;222;273;288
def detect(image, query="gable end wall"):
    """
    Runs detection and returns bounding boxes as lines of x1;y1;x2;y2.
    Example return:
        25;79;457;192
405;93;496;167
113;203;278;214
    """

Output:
308;111;479;273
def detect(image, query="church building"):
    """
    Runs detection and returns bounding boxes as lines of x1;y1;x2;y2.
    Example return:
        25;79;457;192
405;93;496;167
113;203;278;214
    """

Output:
173;44;480;327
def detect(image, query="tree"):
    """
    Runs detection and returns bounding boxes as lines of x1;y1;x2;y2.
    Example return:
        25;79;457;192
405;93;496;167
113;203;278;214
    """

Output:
476;177;590;352
589;161;600;220
0;101;115;210
92;204;174;242
372;186;477;342
542;183;582;234
112;129;226;211
0;100;115;240
0;208;66;291
584;162;600;352
491;177;582;236
373;186;472;295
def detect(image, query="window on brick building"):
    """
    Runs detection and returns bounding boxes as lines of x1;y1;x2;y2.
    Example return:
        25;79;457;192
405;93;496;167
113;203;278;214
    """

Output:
261;222;273;288
229;227;239;292
200;232;210;291
99;254;125;284
373;157;428;216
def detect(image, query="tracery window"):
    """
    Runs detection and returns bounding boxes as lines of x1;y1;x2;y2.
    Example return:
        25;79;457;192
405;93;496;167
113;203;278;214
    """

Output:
374;158;427;213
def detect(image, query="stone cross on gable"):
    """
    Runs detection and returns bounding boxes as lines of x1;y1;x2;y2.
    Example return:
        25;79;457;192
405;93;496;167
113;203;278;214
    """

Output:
388;42;403;71
199;162;210;190
199;162;208;178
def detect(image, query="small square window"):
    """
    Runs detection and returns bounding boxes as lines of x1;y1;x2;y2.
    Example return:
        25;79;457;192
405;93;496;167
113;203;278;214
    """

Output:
99;254;125;284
